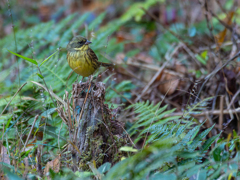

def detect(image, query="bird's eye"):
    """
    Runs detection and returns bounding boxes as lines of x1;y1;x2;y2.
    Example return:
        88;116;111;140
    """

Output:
78;41;84;45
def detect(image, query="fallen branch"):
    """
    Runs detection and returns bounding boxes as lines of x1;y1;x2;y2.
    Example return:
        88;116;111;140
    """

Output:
163;107;240;118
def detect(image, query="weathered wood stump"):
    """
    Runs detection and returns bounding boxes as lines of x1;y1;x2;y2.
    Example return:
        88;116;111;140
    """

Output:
69;81;126;170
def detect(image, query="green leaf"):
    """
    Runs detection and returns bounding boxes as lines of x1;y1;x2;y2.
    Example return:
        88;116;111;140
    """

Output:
41;108;56;117
201;50;208;60
4;169;23;180
37;73;44;79
75;171;93;178
150;173;177;180
213;144;226;162
196;169;207;180
1;115;12;139
88;162;103;179
98;162;111;174
195;54;207;65
233;129;237;138
182;125;200;144
121;0;165;22
7;49;38;65
5;115;12;130
196;70;202;78
192;124;215;144
119;146;138;152
201;133;221;152
3;113;24;138
39;50;59;67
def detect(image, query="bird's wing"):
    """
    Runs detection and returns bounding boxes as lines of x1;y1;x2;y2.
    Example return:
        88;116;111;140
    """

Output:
87;48;113;67
87;48;99;68
87;48;98;61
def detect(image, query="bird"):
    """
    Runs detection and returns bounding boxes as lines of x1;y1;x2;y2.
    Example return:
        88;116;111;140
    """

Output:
66;36;113;81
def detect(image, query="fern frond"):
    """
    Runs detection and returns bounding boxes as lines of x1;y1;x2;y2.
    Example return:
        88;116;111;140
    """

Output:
184;97;214;118
128;101;179;145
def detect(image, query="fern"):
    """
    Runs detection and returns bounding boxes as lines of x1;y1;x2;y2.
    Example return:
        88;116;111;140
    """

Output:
104;99;238;180
1;12;125;108
127;101;180;145
121;0;165;21
105;97;227;179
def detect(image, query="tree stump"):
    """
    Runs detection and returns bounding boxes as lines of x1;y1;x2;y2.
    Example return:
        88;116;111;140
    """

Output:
68;81;126;170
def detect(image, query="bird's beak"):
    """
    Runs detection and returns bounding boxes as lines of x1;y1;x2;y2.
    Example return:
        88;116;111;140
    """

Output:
85;40;92;45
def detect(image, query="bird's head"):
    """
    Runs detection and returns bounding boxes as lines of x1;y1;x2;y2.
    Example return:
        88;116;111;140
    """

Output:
67;36;92;51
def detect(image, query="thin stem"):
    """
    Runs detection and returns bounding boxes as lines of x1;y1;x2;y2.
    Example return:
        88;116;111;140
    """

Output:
37;67;57;107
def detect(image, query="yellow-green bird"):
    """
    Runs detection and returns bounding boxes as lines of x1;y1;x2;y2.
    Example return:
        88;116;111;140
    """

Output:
67;36;113;79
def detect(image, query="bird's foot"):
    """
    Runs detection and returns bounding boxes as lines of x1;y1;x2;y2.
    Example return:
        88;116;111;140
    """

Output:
79;77;84;84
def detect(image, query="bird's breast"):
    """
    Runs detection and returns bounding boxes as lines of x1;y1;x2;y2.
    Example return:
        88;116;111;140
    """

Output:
67;50;97;77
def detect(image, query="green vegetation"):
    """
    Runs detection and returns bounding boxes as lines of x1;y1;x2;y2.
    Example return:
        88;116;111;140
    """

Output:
1;0;240;179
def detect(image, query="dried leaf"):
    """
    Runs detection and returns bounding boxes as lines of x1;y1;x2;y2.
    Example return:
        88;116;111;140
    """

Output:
158;71;179;95
44;154;61;176
215;11;234;50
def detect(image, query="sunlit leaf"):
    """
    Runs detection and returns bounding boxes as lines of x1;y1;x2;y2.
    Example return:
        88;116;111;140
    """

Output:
7;49;38;65
119;146;138;152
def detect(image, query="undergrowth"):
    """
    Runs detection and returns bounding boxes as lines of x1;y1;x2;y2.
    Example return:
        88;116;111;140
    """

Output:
1;1;240;179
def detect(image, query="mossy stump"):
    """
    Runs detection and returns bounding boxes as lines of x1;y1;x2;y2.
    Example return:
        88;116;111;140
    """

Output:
71;81;125;170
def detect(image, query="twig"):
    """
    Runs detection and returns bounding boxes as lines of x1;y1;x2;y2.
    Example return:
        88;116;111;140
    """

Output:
219;96;224;130
117;67;143;82
102;52;185;78
78;78;92;126
58;121;63;151
198;40;240;52
225;94;233;120
0;82;27;117
182;43;202;68
66;91;72;130
228;89;240;109
135;61;167;102
37;68;57;107
74;77;93;142
215;0;227;14
72;92;77;133
210;11;234;33
156;92;182;110
134;43;181;102
195;50;240;102
117;122;136;148
31;81;71;111
23;157;29;179
163;107;240;118
127;61;165;71
22;115;39;152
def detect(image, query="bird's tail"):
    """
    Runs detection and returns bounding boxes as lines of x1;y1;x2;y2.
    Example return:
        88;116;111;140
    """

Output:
98;62;113;67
